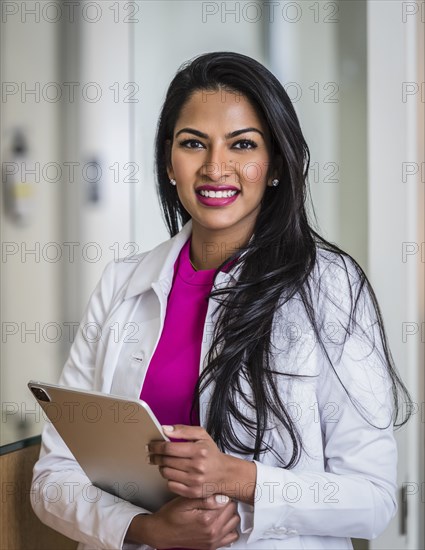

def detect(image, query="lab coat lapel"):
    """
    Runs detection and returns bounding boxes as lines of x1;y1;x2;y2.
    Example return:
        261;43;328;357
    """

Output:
109;221;193;397
123;219;193;300
111;218;241;420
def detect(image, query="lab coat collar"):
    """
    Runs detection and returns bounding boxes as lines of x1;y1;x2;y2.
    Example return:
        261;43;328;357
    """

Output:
124;218;242;300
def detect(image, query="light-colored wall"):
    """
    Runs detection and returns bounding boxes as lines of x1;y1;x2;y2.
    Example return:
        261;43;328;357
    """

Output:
268;1;341;246
337;0;367;270
76;11;133;309
367;1;424;548
1;1;133;445
1;3;62;445
268;0;367;268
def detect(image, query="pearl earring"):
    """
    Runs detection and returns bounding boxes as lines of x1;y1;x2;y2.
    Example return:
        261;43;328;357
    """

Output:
271;179;279;187
170;179;176;186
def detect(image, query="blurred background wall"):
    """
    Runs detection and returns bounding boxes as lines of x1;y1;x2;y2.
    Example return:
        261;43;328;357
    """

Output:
1;1;423;548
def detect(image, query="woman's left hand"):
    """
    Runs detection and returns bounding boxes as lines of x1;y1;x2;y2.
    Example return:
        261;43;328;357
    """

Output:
147;425;230;499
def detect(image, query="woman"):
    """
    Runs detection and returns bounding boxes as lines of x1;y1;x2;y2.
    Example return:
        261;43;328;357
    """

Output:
31;51;411;550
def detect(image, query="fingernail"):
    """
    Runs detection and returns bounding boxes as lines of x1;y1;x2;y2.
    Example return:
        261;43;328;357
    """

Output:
145;454;151;464
162;425;174;432
215;494;229;504
144;444;149;452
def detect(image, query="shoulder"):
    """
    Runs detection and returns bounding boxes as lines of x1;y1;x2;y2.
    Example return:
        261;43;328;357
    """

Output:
309;246;366;308
299;246;376;342
92;225;191;305
104;250;151;282
312;246;365;288
92;249;153;305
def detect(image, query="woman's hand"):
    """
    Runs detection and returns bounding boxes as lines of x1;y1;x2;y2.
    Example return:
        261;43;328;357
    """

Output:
148;425;229;499
147;425;257;505
125;494;240;549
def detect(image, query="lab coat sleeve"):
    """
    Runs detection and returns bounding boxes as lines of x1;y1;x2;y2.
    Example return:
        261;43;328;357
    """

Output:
30;259;152;550
246;257;399;543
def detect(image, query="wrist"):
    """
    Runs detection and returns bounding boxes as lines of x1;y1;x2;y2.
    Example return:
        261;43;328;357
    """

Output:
221;455;257;505
125;513;159;546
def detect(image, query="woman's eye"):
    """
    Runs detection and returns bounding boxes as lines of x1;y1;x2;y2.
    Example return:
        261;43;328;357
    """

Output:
179;139;204;149
234;139;257;150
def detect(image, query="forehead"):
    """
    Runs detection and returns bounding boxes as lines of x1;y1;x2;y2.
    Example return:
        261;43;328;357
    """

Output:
176;89;268;131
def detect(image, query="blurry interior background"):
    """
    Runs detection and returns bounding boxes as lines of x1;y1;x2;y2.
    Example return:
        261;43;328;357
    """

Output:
1;1;423;548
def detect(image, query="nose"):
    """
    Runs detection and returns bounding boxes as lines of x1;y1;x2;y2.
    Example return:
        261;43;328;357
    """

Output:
200;144;233;182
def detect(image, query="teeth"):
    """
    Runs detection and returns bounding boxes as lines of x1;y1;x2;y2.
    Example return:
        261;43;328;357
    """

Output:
199;189;238;198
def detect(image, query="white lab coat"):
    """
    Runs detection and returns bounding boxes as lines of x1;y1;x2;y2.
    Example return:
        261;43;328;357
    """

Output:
31;218;398;550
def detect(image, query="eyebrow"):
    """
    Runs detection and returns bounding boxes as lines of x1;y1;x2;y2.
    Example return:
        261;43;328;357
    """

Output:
174;127;264;140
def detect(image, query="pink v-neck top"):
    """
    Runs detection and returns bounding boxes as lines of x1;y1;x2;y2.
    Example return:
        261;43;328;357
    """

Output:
139;237;234;427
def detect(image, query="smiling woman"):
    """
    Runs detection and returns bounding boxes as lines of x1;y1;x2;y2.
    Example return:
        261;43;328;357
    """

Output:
31;51;412;550
164;89;280;271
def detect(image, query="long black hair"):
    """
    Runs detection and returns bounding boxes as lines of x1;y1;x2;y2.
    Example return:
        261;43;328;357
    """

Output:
154;51;412;468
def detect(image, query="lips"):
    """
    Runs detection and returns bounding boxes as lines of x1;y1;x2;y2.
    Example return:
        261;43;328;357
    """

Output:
195;185;240;207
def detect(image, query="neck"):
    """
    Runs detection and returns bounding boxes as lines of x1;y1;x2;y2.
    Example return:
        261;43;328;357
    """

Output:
189;222;253;271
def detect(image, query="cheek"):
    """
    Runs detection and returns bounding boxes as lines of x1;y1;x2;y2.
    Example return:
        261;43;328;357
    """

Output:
243;160;268;184
172;157;184;176
172;151;198;176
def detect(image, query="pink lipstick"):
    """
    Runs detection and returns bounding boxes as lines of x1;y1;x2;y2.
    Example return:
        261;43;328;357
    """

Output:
195;185;240;207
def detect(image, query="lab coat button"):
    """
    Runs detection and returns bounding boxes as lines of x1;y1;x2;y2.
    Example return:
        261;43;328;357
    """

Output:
265;526;288;536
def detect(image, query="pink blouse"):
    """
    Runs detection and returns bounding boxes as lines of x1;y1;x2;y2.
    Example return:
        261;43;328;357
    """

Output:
139;236;217;426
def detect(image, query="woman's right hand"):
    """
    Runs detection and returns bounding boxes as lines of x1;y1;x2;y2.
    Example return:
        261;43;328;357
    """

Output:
126;494;240;549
